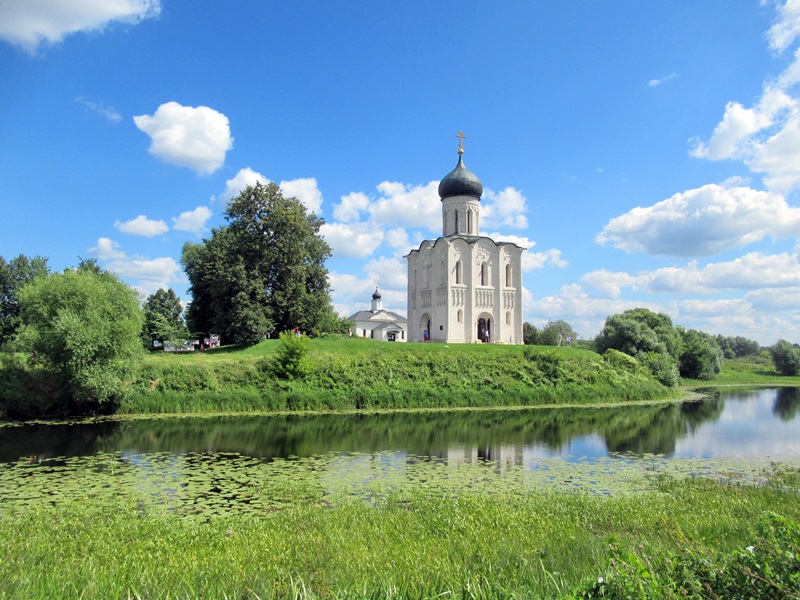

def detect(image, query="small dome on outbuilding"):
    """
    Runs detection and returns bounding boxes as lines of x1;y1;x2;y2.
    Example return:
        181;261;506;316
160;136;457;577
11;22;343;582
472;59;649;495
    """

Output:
438;154;483;200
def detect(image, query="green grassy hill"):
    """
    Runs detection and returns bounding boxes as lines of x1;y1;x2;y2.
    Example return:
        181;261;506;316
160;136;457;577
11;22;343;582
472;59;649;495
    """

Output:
124;337;676;414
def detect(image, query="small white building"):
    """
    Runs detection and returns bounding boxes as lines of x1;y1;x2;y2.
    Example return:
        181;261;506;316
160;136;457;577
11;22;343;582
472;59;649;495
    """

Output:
347;288;408;342
405;136;524;344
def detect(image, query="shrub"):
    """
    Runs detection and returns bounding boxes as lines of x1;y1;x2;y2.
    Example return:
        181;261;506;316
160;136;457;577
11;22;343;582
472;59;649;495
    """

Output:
274;330;312;379
770;339;800;376
679;329;723;380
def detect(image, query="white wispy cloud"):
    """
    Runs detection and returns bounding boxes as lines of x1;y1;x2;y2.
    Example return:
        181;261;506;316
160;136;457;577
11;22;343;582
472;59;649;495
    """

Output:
648;72;679;87
216;168;323;214
0;0;161;54
74;96;122;122
596;183;800;256
114;214;168;237
133;102;233;175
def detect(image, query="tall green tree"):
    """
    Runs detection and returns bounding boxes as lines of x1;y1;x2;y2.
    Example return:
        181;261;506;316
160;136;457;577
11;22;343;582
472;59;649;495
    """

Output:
539;320;578;346
143;288;187;348
679;328;724;380
522;322;540;345
13;268;144;412
182;182;332;345
770;339;800;376
595;308;682;386
0;254;49;347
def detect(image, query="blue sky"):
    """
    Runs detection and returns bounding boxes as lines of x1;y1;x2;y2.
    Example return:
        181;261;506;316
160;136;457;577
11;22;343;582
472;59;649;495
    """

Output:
2;1;800;345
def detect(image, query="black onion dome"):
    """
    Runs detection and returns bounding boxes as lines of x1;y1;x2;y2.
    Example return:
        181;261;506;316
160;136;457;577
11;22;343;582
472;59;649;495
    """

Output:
438;155;483;200
372;287;382;300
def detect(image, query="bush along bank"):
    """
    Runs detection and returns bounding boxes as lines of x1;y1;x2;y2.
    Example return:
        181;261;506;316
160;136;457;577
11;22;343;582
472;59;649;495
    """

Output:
120;343;674;414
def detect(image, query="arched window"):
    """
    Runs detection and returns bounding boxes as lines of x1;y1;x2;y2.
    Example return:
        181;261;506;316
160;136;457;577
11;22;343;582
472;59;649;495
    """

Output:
480;262;487;286
505;264;512;287
505;311;511;325
457;309;463;323
454;211;459;234
455;260;462;284
467;210;472;234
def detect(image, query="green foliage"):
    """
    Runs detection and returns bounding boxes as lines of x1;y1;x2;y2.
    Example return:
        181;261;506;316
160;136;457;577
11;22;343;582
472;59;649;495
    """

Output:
679;328;724;380
770;339;800;376
539;319;579;345
596;308;683;386
182;182;332;345
0;254;49;347
273;330;313;379
11;269;144;413
572;512;800;599
522;321;539;345
640;351;680;387
602;348;641;373
142;288;187;348
716;334;761;359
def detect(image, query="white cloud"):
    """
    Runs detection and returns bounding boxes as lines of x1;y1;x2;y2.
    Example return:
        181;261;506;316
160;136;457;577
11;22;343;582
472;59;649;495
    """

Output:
114;214;168;237
481;187;528;230
768;0;800;52
74;96;122;122
172;206;212;233
334;192;370;222
524;249;568;272
385;228;410;252
89;237;182;296
91;237;126;260
279;177;323;214
218;167;268;204
648;73;678;87
0;0;161;54
369;181;441;231
583;252;800;297
320;222;384;258
216;168;322;214
133;102;233;175
692;3;800;193
364;256;407;292
597;184;800;256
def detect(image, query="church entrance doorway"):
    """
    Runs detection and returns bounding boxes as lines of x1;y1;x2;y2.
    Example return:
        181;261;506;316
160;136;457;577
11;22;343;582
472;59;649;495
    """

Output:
419;314;432;342
477;317;491;343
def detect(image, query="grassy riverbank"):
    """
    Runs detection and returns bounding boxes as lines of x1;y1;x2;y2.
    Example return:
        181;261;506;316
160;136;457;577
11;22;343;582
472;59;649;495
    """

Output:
1;465;798;599
121;337;676;415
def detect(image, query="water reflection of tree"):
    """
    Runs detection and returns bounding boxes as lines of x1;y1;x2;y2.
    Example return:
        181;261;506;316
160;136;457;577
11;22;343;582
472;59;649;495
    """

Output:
604;397;724;455
774;387;800;421
80;399;730;461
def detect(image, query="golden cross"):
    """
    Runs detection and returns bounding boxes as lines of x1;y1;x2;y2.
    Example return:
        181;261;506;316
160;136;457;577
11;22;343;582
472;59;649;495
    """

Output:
456;130;466;151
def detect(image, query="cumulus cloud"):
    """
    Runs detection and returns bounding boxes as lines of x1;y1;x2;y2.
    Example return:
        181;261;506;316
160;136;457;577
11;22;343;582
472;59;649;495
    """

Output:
691;2;800;193
279;177;323;214
0;0;161;54
597;184;800;256
582;252;800;297
133;102;233;175
114;214;168;237
320;222;384;258
216;168;323;214
91;237;126;260
89;237;182;296
385;228;410;252
481;187;529;230
172;206;212;233
334;192;370;222
368;181;441;231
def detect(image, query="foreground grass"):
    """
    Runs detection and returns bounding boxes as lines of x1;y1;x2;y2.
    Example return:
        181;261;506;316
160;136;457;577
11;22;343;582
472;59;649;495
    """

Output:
1;468;798;599
122;337;675;415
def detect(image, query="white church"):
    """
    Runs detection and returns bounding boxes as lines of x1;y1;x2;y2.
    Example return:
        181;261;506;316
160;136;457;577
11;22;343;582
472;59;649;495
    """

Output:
406;134;524;344
347;287;408;342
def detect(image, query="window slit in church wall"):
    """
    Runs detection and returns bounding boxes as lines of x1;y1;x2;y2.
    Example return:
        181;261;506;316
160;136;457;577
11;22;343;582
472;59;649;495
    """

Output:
505;264;512;287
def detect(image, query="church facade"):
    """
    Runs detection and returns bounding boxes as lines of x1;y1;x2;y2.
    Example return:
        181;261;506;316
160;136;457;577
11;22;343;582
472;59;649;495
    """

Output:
405;137;524;344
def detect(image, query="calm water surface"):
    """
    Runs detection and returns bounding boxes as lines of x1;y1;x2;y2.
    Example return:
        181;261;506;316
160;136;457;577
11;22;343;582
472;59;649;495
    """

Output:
1;387;798;514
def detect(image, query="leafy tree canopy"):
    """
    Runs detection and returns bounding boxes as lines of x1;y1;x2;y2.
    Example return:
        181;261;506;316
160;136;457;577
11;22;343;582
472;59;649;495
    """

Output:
523;322;540;345
679;328;724;380
595;308;682;359
143;288;187;348
770;339;800;376
182;182;332;345
539;320;578;346
14;268;144;412
715;334;761;359
0;254;49;347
